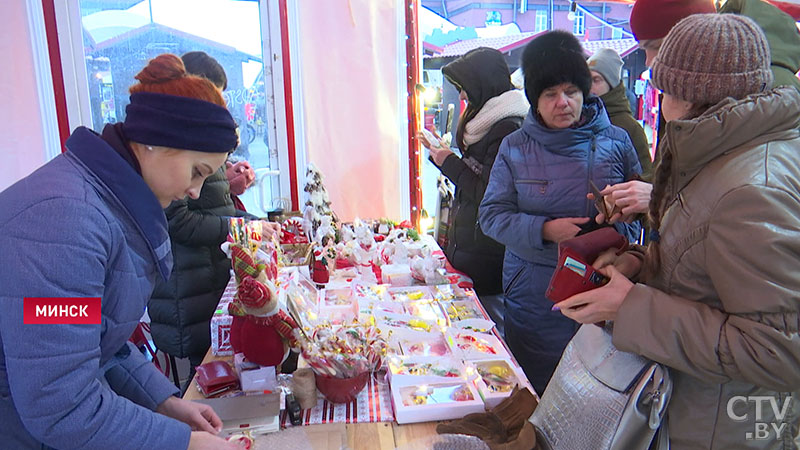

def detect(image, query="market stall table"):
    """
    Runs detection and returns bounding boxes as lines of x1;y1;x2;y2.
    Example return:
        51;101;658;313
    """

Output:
183;349;438;450
187;223;533;448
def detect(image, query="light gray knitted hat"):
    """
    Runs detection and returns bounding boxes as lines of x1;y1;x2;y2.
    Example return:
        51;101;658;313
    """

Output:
588;48;623;88
651;13;773;105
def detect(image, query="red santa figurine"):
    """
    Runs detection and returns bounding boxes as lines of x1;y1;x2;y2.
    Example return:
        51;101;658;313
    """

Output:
310;245;330;286
230;243;298;367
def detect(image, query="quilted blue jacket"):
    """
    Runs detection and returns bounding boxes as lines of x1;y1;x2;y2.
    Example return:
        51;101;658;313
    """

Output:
0;127;191;449
479;96;642;265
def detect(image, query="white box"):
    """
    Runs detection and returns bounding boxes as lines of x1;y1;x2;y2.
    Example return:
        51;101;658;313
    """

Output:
210;314;233;356
381;264;413;286
391;380;485;424
239;365;277;393
465;358;534;408
387;355;468;387
446;328;509;360
318;288;358;324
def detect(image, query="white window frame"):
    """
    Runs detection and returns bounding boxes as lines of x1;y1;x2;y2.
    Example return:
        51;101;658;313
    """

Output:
535;9;547;32
573;9;585;36
26;0;62;161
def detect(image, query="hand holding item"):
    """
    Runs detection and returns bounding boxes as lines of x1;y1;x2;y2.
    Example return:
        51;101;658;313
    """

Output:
552;264;634;324
593;180;653;224
226;160;256;195
418;128;454;166
542;217;590;243
259;220;281;240
429;146;454;166
188;432;239;450
157;396;223;434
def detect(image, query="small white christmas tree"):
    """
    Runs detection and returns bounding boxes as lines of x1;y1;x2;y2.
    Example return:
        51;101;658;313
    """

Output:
303;163;335;243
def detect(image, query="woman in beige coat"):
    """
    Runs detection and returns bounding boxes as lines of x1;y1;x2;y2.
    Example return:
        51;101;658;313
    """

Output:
554;14;800;449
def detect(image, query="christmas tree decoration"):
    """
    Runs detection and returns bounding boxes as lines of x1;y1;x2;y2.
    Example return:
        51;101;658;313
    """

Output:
302;163;336;243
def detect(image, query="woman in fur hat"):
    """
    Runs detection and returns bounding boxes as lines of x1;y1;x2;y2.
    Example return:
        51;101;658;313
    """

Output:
479;31;641;394
556;14;800;448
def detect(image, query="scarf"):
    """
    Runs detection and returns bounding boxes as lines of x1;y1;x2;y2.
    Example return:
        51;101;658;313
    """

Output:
463;89;530;147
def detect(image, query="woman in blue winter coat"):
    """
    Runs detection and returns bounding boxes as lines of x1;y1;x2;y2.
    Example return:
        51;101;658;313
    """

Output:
479;31;642;394
0;54;239;449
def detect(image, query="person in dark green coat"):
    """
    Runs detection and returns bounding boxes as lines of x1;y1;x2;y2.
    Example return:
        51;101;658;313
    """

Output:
588;48;653;180
719;0;800;93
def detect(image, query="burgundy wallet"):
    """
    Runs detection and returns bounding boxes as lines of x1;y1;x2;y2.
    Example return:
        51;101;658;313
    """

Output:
196;361;239;397
545;227;628;303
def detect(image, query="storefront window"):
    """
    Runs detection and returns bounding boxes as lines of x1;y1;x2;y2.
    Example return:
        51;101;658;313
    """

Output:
74;0;285;215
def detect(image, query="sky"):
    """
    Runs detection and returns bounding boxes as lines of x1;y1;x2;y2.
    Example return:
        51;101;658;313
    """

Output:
83;0;264;86
128;0;263;57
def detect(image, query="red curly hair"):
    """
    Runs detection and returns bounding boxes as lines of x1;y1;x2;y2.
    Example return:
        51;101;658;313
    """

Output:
129;54;226;107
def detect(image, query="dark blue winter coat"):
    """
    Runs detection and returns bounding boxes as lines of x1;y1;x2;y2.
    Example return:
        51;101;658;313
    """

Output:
479;96;641;393
0;127;190;449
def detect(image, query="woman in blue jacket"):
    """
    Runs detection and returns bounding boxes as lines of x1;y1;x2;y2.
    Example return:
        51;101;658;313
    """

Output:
479;31;641;394
0;54;239;449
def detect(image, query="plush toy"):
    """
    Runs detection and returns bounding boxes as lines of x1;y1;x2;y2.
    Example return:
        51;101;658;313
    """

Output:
230;243;299;367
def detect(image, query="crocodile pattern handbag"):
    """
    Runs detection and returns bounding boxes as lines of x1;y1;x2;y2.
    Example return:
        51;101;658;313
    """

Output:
530;324;672;450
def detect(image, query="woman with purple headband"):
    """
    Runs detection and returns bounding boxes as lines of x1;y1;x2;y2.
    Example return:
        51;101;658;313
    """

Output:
0;54;239;449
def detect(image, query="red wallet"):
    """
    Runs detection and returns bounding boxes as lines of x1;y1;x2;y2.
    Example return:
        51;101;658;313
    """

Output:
545;227;628;303
196;361;239;397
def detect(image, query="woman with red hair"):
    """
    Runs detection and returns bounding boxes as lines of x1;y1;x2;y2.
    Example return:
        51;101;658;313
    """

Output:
0;54;238;449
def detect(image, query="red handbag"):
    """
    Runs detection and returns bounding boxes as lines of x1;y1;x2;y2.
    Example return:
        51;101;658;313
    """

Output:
545;227;628;303
195;361;239;397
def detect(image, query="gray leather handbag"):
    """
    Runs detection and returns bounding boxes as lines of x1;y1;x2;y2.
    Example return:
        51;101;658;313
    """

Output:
530;323;672;450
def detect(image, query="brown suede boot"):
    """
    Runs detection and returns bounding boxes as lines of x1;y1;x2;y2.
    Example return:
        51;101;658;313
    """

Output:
437;385;540;449
484;422;537;450
436;411;507;443
490;385;538;440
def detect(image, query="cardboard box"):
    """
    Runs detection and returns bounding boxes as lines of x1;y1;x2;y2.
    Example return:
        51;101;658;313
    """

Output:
387;355;468;387
446;328;509;360
193;392;281;437
465;358;533;408
391;380;484;424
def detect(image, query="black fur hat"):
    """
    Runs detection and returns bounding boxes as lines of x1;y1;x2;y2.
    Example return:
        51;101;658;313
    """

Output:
521;31;591;107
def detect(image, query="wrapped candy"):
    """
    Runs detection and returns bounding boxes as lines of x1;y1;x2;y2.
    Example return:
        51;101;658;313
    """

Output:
293;322;388;379
400;383;475;407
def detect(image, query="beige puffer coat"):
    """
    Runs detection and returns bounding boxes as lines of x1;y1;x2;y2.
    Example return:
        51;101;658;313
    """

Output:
613;87;800;450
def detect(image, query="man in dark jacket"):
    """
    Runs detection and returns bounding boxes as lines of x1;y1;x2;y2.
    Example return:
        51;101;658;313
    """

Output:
148;168;252;373
588;48;653;180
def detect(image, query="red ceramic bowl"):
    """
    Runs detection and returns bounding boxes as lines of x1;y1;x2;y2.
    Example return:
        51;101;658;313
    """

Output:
314;372;369;404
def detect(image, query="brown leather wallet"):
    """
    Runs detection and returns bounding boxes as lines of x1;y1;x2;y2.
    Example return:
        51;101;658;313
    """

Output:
196;360;239;397
545;227;628;303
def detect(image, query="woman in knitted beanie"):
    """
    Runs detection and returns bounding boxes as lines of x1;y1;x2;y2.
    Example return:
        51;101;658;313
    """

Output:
479;30;642;394
0;54;240;449
418;47;529;336
554;14;800;448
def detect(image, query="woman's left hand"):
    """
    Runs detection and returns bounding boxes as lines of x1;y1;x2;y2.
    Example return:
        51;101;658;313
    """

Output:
429;146;453;166
553;265;634;323
157;396;223;434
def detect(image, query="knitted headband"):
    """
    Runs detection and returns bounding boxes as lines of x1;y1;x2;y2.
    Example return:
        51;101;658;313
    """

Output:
123;92;237;153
